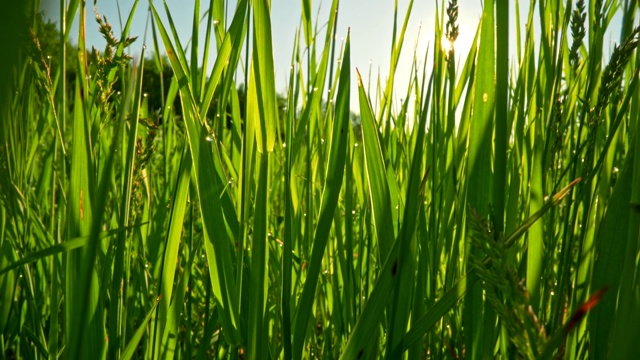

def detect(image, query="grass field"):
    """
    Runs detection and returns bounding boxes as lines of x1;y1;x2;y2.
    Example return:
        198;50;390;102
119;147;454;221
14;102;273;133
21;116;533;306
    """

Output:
1;0;640;358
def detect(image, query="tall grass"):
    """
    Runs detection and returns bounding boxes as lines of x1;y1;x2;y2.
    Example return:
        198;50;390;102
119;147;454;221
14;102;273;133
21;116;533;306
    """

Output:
1;0;639;358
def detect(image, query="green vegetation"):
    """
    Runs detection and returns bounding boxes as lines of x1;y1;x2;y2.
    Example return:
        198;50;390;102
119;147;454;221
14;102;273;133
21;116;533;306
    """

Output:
1;0;639;358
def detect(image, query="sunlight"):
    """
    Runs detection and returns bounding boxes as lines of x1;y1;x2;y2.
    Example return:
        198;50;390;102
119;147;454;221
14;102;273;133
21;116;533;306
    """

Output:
441;23;476;58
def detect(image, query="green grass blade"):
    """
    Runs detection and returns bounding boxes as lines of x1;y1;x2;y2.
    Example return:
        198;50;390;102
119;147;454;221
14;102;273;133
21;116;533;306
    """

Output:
0;227;133;277
251;0;277;153
199;0;248;121
120;296;161;360
340;68;399;359
108;42;146;360
292;33;351;359
248;152;269;359
154;148;192;358
356;69;395;259
463;1;496;357
66;72;99;360
149;0;242;345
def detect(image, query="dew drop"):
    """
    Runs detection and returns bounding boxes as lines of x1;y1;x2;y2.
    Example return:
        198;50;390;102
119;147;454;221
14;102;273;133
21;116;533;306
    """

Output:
483;93;488;102
282;143;287;148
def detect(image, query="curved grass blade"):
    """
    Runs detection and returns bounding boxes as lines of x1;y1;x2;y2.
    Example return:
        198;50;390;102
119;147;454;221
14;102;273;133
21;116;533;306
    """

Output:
0;226;135;276
152;147;192;359
121;295;162;360
149;0;245;344
340;68;397;359
292;33;351;359
355;68;395;259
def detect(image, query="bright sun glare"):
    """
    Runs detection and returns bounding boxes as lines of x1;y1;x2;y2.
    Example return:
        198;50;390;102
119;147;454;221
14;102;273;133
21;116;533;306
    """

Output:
440;23;476;58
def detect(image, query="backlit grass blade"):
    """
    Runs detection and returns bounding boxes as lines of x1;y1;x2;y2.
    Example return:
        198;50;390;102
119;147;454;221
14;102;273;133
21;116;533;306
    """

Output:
607;132;640;359
0;227;133;276
153;148;192;359
247;152;270;359
281;39;298;360
159;210;197;359
108;36;146;360
379;0;414;120
356;68;395;259
251;0;277;153
493;0;508;235
301;0;313;46
340;68;398;359
199;0;248;121
291;0;340;158
66;68;100;360
292;33;350;359
589;134;636;357
385;79;431;359
463;1;496;357
189;0;202;99
465;0;495;224
149;0;243;345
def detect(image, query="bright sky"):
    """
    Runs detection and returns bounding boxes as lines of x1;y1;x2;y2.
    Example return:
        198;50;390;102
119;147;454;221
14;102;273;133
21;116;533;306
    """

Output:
41;0;625;113
40;0;483;110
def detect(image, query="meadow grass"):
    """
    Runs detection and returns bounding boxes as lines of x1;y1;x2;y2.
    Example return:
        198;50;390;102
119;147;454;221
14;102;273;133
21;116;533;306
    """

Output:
1;0;640;358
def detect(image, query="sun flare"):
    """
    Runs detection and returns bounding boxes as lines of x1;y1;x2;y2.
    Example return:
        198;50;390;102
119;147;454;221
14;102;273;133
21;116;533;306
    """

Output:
441;23;476;57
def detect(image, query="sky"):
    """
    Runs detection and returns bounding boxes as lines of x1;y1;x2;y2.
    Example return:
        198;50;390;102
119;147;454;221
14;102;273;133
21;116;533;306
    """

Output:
40;0;626;113
40;0;486;111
